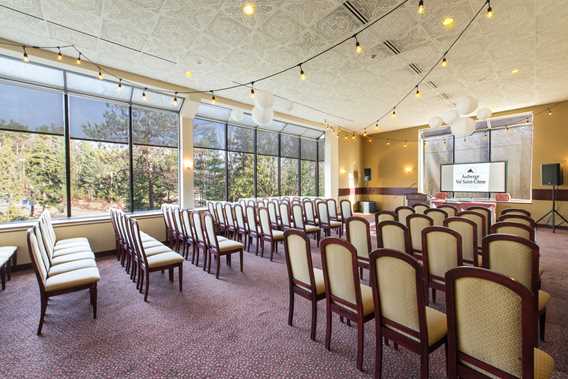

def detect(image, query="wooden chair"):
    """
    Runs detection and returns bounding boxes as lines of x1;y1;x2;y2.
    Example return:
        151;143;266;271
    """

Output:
445;267;554;378
203;212;244;279
179;208;196;261
482;234;550;342
375;210;397;224
279;202;294;230
424;208;447;226
207;202;217;223
233;204;248;249
422;226;462;304
345;216;372;278
491;221;535;242
369;248;447;379
436;204;458;217
320;238;375;371
292;203;321;245
245;205;262;255
215;202;227;235
457;210;486;253
283;230;326;341
340;199;353;230
267;200;281;230
303;199;319;226
413;203;429;214
326;198;341;222
258;207;285;261
444;217;478;266
467;206;492;233
501;208;532;217
191;210;208;269
376;220;412;255
317;201;343;237
498;214;536;229
408;214;433;260
224;203;238;240
395;206;415;226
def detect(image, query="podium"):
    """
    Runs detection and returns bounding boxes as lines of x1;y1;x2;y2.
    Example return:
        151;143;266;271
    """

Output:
405;193;429;207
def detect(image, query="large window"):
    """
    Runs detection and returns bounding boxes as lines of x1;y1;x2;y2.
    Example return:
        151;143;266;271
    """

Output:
0;54;180;223
301;138;317;196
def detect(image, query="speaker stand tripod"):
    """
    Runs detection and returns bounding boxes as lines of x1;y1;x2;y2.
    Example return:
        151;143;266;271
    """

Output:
536;185;568;232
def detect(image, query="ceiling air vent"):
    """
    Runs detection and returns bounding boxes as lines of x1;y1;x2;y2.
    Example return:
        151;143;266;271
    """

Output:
343;1;368;24
409;63;423;75
426;80;438;89
383;40;400;55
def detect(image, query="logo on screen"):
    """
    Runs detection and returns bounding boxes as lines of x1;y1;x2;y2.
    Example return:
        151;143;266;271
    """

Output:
456;167;487;185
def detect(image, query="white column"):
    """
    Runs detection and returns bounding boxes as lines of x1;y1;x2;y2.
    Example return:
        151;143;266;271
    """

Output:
325;130;339;198
180;98;200;209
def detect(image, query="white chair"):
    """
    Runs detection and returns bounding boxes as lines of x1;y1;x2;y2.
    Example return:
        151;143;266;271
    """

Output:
376;220;412;255
292;203;321;244
203;212;244;279
444;217;478;266
346;216;371;278
424;208;447;226
258;207;284;261
407;214;433;259
395;206;415;226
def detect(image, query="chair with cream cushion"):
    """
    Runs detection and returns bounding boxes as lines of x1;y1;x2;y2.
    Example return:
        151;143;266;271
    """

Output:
284;229;326;341
320;238;375;371
179;209;197;262
482;234;549;342
491;221;535;242
445;267;554;379
245;205;262;255
0;246;17;290
413;203;429;214
395;206;415;227
408;214;434;260
191;210;209;269
258;207;285;261
345;216;372;278
26;227;99;335
224;203;237;240
268;200;281;230
292;203;321;245
303;199;319;226
204;212;244;279
326;198;341;222
501;208;532;218
498;214;536;229
340;199;353;222
279;202;294;230
424;208;447;226
467;206;493;233
422;226;462;304
215;202;227;235
369;248;447;379
317;201;343;237
457;210;486;253
437;204;458;218
375;210;397;224
444;217;478;266
376;220;412;255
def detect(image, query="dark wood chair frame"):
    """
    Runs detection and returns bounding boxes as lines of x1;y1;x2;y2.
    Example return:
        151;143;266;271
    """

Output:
320;238;375;371
170;206;186;255
374;210;398;224
376;220;413;255
369;248;447;379
445;267;538;379
233;203;249;250
283;229;325;341
267;200;281;230
457;210;487;253
467;206;493;234
179;208;197;262
326;198;341;222
340;199;353;226
444;217;479;266
490;221;535;242
421;226;463;304
224;203;238;240
203;212;244;279
501;208;532;217
214;202;228;236
303;199;319;226
317;201;343;237
258;207;283;261
292;203;321;245
190;210;209;270
245;205;262;255
436;204;459;218
345;216;372;277
27;228;97;335
424;208;448;225
497;214;536;229
407;214;434;259
395;206;415;226
481;233;546;342
412;202;430;214
279;202;294;230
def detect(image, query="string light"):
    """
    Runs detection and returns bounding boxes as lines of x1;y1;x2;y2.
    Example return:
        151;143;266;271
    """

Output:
172;92;179;106
22;47;29;63
375;121;379;129
76;53;81;65
386;139;391;146
415;86;422;98
391;108;397;118
142;88;147;101
547;108;552;116
351;132;356;141
98;70;103;80
403;140;408;148
418;0;425;15
57;47;63;61
363;129;367;137
299;64;306;80
250;82;255;98
441;56;448;67
242;1;256;16
117;79;123;91
486;1;494;18
211;91;216;104
354;35;363;54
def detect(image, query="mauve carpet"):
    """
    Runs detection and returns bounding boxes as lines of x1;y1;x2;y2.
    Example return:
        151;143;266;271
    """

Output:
1;226;567;378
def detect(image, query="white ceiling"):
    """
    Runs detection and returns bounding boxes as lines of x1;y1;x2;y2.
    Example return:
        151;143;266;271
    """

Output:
0;0;567;132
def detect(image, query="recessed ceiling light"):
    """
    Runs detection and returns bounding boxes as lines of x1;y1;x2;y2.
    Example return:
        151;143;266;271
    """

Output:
442;17;455;27
511;68;520;74
185;70;193;78
242;1;256;16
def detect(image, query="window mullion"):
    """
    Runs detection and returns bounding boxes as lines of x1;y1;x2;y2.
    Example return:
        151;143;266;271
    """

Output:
128;105;134;212
63;92;72;217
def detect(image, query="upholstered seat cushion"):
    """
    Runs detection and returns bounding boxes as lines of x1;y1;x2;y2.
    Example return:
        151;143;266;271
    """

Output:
534;348;555;379
218;239;244;252
330;221;342;227
140;232;155;242
56;237;89;246
538;290;551;311
305;225;321;233
313;268;325;295
48;259;98;277
51;252;95;265
45;267;100;293
0;246;17;265
146;251;184;269
144;245;173;257
142;240;165;249
360;284;375;316
385;307;447;346
272;230;285;240
53;245;93;257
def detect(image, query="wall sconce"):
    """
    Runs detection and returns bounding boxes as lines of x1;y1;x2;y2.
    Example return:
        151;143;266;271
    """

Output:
184;159;194;170
340;168;347;175
404;166;413;174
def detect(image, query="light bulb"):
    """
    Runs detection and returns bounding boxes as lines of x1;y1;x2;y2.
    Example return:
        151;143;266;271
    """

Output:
386;139;391;146
117;79;123;91
391;109;397;118
23;48;29;63
142;88;147;101
418;0;425;15
211;92;216;104
250;84;255;98
442;17;454;28
98;70;103;80
415;86;422;98
173;92;178;106
403;141;408;148
375;121;379;129
547;108;552;116
486;2;494;18
354;36;363;54
76;53;82;65
242;1;256;16
185;70;193;78
363;130;367;137
57;48;63;61
351;133;356;141
441;56;448;67
299;64;306;80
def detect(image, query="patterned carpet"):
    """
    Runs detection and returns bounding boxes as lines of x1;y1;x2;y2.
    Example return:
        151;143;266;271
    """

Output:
1;226;567;378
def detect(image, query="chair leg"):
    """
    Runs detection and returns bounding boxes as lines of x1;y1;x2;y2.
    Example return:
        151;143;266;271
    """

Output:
37;294;47;335
420;353;429;379
207;251;212;273
90;285;97;319
325;307;332;351
270;241;275;261
239;250;243;272
540;309;546;342
310;299;318;341
179;264;183;292
375;331;383;379
215;254;221;279
431;288;437;304
288;287;295;327
0;266;5;290
357;321;365;371
138;268;144;293
144;271;150;302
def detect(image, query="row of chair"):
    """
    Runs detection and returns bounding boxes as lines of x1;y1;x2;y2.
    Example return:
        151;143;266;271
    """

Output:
284;231;554;378
26;211;100;335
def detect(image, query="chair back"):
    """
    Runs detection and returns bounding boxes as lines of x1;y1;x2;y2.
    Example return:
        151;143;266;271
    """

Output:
501;208;531;218
27;227;49;289
191;211;205;243
422;226;463;286
224;203;235;228
179;208;192;240
457;210;486;249
437;204;458;217
376;221;411;255
445;267;539;379
326;199;339;220
284;230;317;293
408;214;433;254
320;239;364;314
413;203;429;214
203;212;219;250
279;202;292;228
304;200;317;224
258;207;273;237
424;208;447;226
291;203;305;230
234;204;246;231
317;201;330;225
375;211;396;224
490;222;535;242
345;216;371;261
395;206;415;226
498;214;535;229
215;202;226;225
369;249;427;345
482;234;539;295
467;206;492;231
246;206;258;234
128;218;149;266
444;217;478;265
340;199;353;220
268;200;279;225
207;202;217;222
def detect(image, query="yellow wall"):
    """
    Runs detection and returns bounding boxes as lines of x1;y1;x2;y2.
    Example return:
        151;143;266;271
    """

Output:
337;134;363;205
355;100;568;219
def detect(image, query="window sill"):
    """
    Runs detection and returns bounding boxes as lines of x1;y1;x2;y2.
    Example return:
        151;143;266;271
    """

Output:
0;210;163;233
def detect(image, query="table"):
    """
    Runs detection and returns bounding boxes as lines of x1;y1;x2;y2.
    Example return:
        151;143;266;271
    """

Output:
0;246;18;290
431;199;496;221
